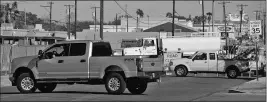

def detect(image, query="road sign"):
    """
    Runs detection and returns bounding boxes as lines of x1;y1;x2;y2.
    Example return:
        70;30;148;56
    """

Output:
250;20;262;35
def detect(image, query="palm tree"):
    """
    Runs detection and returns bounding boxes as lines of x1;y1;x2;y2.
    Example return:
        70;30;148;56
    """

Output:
136;9;144;30
166;12;172;18
206;12;212;32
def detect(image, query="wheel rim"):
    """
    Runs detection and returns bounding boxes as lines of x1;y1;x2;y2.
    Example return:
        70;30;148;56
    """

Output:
21;77;34;91
176;68;184;75
108;78;120;91
229;70;236;77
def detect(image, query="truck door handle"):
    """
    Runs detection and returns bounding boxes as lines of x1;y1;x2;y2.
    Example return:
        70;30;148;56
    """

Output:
80;59;86;62
58;60;64;63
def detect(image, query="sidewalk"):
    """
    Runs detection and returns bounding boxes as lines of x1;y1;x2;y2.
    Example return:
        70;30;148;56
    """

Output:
229;77;266;95
1;75;11;87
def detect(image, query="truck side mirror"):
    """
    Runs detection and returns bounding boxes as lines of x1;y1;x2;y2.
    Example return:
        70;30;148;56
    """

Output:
38;50;43;59
38;50;43;55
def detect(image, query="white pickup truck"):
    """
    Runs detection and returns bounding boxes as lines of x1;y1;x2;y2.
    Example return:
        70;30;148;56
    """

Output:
169;51;250;79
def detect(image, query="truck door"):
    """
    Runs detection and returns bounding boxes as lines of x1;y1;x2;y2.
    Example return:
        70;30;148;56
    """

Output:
38;43;71;79
208;53;218;71
190;52;209;71
143;38;157;55
38;43;88;79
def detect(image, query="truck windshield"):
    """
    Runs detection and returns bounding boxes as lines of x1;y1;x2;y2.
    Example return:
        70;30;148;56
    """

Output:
188;51;199;59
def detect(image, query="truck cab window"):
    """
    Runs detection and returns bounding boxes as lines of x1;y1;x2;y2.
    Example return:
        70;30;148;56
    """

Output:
144;39;154;47
209;53;216;60
92;42;112;57
194;53;207;60
70;43;86;56
44;44;70;58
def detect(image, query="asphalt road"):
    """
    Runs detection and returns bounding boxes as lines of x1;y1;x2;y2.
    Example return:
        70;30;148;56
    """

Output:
0;73;265;101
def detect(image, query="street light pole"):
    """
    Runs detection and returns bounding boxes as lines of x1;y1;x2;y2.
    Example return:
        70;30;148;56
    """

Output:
172;0;175;36
202;0;205;32
100;0;104;40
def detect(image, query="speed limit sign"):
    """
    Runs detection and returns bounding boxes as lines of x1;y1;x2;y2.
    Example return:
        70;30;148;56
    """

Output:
250;20;262;35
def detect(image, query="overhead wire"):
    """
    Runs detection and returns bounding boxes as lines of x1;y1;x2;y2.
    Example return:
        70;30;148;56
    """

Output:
113;0;171;25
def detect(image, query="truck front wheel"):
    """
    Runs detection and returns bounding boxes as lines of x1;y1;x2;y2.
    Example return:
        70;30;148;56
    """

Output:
226;68;239;79
16;73;37;93
105;73;126;94
127;80;147;94
37;83;57;93
174;66;188;77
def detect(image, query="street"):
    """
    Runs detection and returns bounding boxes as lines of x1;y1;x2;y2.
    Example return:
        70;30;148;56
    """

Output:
1;74;265;101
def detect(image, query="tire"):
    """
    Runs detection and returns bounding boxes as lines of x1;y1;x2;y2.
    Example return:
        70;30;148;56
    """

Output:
37;83;57;93
16;73;37;93
226;68;239;79
127;79;147;94
105;73;126;94
174;66;188;77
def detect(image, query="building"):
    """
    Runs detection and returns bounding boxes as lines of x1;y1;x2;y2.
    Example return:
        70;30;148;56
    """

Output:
0;23;74;45
89;17;194;32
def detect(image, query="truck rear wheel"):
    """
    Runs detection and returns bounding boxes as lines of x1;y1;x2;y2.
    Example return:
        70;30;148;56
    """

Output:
16;73;37;93
105;73;126;94
37;83;57;93
127;79;147;94
174;66;188;77
226;68;239;79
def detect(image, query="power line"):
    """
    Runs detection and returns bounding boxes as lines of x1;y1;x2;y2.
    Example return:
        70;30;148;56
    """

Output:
113;0;169;25
41;1;54;31
219;1;231;55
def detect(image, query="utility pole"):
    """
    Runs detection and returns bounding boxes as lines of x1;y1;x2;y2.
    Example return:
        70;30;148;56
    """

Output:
219;1;230;55
263;12;266;45
64;5;74;39
237;4;248;37
172;0;175;36
74;0;77;39
254;10;261;20
212;0;215;32
147;15;150;29
100;0;104;40
116;13;118;32
125;4;128;32
41;1;54;31
91;7;100;32
202;0;205;32
24;8;26;26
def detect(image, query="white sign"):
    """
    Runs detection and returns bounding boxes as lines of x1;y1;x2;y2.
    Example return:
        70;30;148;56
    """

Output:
250;20;262;35
163;52;182;66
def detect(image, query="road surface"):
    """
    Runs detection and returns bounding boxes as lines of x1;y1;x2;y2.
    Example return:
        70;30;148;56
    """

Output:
1;74;265;101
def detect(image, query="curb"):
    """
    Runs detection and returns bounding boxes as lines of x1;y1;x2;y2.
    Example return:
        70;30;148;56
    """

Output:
228;77;266;94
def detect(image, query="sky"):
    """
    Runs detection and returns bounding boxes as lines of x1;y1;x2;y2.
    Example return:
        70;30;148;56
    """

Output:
1;0;266;23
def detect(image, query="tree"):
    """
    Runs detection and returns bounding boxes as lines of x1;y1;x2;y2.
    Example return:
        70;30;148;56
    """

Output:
193;15;207;24
136;9;144;29
4;2;19;24
206;12;212;32
166;12;172;18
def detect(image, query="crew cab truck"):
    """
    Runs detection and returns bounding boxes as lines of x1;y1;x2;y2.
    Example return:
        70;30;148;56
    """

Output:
9;40;164;94
169;51;250;79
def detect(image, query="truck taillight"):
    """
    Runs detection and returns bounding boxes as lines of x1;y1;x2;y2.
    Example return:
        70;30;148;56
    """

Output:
136;58;143;72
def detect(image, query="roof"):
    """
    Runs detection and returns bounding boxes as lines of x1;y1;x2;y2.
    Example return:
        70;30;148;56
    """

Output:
56;40;107;44
143;22;197;32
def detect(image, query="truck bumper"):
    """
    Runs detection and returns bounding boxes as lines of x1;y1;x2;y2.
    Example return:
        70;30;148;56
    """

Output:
137;71;164;82
9;74;16;86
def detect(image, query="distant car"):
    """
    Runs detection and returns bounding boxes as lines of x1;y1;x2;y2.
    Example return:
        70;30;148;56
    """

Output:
169;51;250;79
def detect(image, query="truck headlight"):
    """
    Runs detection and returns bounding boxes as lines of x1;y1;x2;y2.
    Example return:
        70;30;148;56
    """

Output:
169;61;173;66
